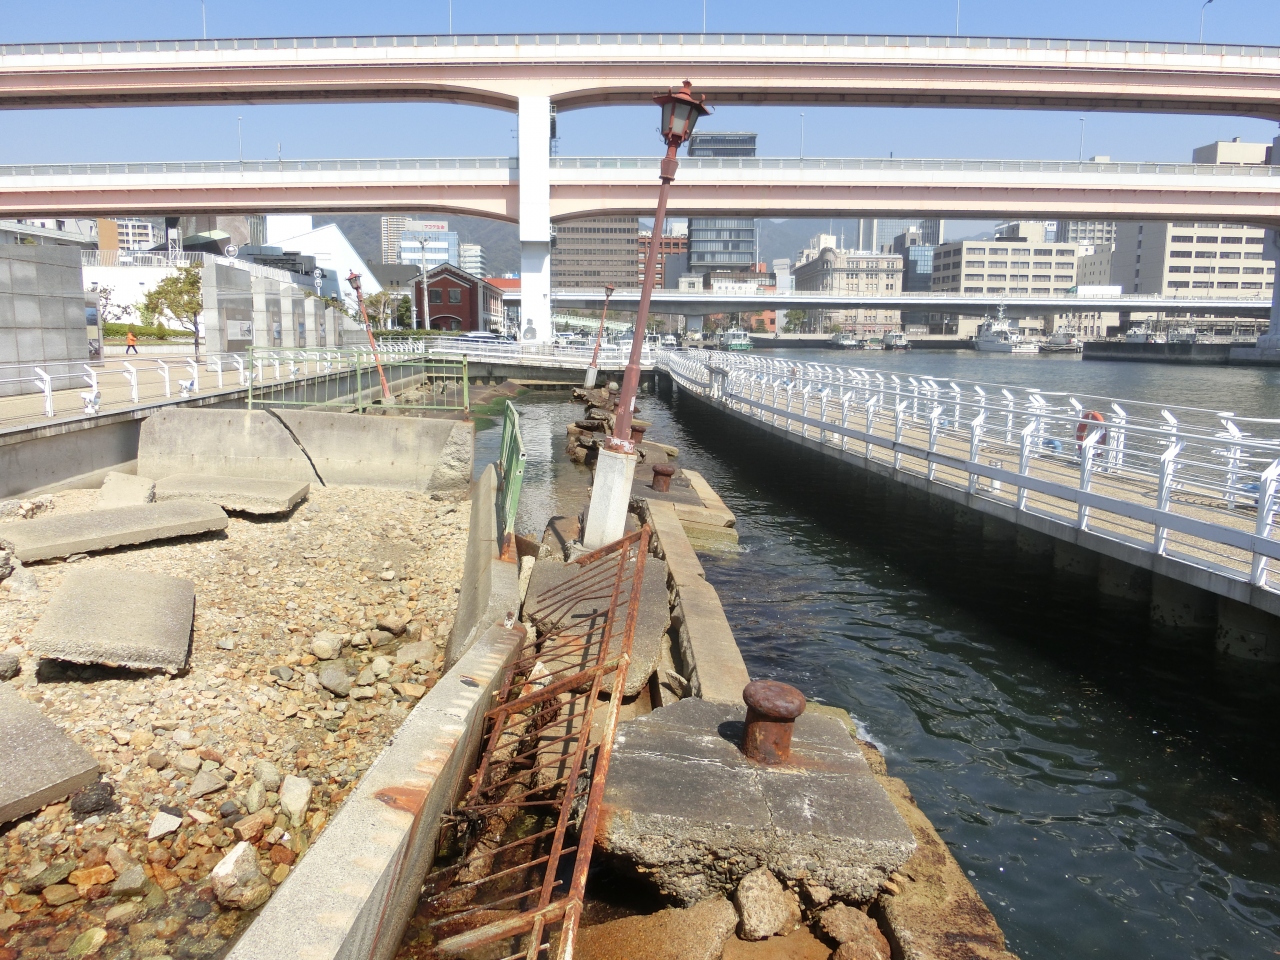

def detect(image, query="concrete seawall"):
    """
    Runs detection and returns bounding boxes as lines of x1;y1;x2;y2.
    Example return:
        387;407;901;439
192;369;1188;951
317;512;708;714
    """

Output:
1082;340;1235;364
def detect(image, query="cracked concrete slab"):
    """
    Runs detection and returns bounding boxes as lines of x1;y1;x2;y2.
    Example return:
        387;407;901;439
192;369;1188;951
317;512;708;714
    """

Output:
155;475;310;515
0;500;228;562
524;552;670;698
0;685;100;824
97;471;155;508
598;698;916;905
29;567;195;673
137;409;321;483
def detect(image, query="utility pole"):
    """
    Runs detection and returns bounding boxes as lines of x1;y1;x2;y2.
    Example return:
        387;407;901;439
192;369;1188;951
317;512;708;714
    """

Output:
1200;0;1215;42
347;271;393;403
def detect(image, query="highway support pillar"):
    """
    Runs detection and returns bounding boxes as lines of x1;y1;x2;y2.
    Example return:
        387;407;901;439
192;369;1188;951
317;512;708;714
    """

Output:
518;95;553;345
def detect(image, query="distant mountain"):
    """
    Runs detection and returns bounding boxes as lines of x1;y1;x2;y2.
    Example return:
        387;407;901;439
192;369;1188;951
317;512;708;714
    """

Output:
313;213;521;276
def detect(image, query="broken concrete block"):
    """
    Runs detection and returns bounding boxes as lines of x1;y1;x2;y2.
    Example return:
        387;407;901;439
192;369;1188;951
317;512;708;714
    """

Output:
29;569;195;674
524;553;670;698
0;501;228;563
0;685;99;824
211;841;270;910
734;867;801;940
97;472;155;508
279;775;312;827
154;475;310;515
598;698;915;905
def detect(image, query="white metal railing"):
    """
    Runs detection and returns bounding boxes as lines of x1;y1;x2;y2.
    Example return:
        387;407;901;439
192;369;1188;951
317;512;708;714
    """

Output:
661;349;1280;594
0;341;432;430
2;33;1276;58
399;335;655;369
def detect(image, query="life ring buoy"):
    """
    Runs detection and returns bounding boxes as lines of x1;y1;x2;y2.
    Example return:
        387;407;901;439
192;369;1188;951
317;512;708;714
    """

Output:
1076;410;1108;448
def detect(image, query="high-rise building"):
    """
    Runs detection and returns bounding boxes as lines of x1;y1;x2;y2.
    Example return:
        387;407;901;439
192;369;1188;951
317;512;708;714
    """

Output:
687;132;757;275
399;221;459;272
381;216;409;264
874;218;941;251
111;218;157;251
551;216;640;289
1058;220;1117;245
792;237;903;336
460;243;488;277
893;228;935;333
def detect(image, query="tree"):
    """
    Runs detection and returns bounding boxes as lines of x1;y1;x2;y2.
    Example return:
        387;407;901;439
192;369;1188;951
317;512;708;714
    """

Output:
396;295;413;328
96;285;137;327
144;265;204;356
783;309;806;334
363;291;396;330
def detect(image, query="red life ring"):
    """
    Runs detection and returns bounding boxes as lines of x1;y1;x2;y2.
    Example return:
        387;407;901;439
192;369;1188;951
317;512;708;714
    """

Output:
1076;410;1108;448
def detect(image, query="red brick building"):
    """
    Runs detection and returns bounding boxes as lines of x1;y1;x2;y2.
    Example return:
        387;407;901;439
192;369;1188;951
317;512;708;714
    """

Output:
638;227;689;288
413;264;504;332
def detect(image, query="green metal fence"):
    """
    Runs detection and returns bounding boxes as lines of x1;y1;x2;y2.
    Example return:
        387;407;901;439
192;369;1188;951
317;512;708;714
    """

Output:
244;346;468;413
497;400;526;559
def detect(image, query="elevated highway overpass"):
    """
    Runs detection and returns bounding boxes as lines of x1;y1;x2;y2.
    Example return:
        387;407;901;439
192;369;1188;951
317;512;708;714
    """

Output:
0;155;1277;227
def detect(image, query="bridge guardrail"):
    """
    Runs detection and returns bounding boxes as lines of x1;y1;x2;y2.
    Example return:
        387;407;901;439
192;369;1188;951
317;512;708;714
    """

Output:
660;349;1280;594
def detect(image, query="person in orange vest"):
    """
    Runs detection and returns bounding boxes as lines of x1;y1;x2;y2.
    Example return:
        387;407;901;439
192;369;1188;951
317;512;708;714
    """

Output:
125;329;138;354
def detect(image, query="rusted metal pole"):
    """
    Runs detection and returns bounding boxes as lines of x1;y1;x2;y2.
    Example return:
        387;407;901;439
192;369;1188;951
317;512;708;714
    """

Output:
346;270;393;402
585;283;616;388
742;679;806;765
609;141;679;451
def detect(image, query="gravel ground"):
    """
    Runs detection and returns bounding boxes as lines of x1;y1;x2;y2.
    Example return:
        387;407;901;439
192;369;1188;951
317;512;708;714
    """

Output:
0;484;471;959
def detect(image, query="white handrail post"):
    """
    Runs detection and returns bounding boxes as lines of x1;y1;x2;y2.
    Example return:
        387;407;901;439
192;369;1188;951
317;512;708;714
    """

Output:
864;397;878;461
841;393;852;452
80;364;101;415
1251;459;1280;586
156;359;170;398
968;411;986;494
927;405;942;481
1222;419;1244;510
908;376;920;420
1002;389;1015;444
1154;441;1186;555
31;368;53;417
1078;429;1103;530
213;356;224;389
893;400;908;470
1109;402;1128;472
818;388;829;445
949;380;962;426
1017;420;1036;511
232;356;245;387
974;386;987;432
186;358;198;395
122;362;139;404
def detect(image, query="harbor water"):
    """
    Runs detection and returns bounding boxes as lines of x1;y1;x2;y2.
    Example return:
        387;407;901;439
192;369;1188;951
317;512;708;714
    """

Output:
476;353;1280;959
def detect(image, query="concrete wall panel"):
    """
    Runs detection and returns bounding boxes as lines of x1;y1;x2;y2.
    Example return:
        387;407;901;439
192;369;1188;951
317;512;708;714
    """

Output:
137;408;320;482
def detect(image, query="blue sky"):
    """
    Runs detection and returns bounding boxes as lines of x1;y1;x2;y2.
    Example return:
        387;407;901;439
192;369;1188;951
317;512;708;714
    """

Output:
0;1;1276;166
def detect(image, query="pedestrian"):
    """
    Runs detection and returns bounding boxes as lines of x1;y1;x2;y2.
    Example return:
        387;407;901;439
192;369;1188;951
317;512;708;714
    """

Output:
125;329;138;354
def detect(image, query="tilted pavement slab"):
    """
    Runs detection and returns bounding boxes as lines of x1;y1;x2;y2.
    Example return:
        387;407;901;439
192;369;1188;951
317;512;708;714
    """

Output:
29;568;196;673
137;408;320;483
598;698;916;905
97;471;156;508
0;500;228;562
523;551;670;698
155;474;310;515
0;685;100;824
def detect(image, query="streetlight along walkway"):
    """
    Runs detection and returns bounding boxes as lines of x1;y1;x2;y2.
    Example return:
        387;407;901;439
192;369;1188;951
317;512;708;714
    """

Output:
660;350;1280;613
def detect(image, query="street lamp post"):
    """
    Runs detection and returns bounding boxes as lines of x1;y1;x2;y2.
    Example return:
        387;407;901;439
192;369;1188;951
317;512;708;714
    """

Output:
584;283;616;389
582;81;710;550
1200;0;1215;43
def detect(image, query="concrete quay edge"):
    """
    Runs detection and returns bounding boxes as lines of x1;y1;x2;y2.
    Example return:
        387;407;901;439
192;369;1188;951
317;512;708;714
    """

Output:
224;621;525;960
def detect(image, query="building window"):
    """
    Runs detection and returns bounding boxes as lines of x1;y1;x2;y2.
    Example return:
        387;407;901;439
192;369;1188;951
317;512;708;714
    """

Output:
963;286;983;293
988;261;1008;268
987;287;1006;294
1170;251;1193;258
1034;249;1053;256
1196;236;1218;244
1168;281;1191;289
1171;235;1193;243
1192;281;1213;288
1195;251;1217;259
428;289;442;303
1218;267;1241;275
1033;274;1051;282
1032;287;1051;294
1054;275;1074;283
1243;282;1264;289
1220;251;1241;260
1169;266;1191;274
1217;282;1239;289
1034;261;1052;269
1245;267;1265;275
448;289;462;303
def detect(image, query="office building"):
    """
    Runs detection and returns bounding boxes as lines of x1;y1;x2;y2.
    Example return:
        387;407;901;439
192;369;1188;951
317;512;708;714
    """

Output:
551;216;640;289
459;243;487;277
638;221;688;288
996;221;1055;244
101;218;157;251
687;132;757;275
893;228;936;334
1058;220;1117;245
792;238;903;336
399;221;459;272
1192;138;1273;165
929;237;1080;336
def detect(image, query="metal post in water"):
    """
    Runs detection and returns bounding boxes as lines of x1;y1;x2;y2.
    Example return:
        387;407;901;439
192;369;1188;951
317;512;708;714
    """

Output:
584;283;615;390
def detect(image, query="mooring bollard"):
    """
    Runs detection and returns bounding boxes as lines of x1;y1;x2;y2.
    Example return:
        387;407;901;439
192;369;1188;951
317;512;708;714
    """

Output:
742;679;806;765
630;423;648;445
651;463;675;493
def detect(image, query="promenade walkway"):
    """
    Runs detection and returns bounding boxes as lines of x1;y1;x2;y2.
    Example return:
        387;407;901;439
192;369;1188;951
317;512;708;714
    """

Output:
661;350;1280;615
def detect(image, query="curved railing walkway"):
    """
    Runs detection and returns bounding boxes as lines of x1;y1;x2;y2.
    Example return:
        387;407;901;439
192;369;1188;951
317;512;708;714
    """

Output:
659;350;1280;615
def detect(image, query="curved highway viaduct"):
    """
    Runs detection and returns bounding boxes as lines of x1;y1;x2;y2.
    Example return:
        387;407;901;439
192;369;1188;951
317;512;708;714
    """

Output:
0;156;1277;226
3;32;1280;337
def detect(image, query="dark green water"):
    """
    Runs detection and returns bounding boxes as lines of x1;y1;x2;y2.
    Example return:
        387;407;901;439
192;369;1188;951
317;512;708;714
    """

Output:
476;355;1280;960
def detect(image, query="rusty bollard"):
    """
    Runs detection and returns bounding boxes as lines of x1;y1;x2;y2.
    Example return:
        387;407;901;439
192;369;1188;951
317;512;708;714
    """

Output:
651;463;676;493
742;680;806;765
630;422;648;445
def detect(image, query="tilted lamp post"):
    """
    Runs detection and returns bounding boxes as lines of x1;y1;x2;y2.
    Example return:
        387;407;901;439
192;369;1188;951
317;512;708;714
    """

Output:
582;80;711;550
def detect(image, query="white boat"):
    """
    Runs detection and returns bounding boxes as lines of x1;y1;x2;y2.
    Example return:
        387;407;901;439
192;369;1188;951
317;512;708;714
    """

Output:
1041;329;1083;353
660;334;678;349
975;312;1039;354
723;328;753;351
884;332;912;350
1124;323;1167;344
830;331;864;350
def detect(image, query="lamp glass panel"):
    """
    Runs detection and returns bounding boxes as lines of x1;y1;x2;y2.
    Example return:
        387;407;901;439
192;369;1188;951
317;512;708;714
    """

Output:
660;101;676;138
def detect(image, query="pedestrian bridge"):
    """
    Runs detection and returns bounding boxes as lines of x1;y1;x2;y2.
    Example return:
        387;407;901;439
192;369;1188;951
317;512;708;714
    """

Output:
1;156;1278;227
658;349;1280;654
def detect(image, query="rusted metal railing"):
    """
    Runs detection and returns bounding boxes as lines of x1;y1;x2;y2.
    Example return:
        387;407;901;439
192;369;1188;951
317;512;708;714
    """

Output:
409;526;651;960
